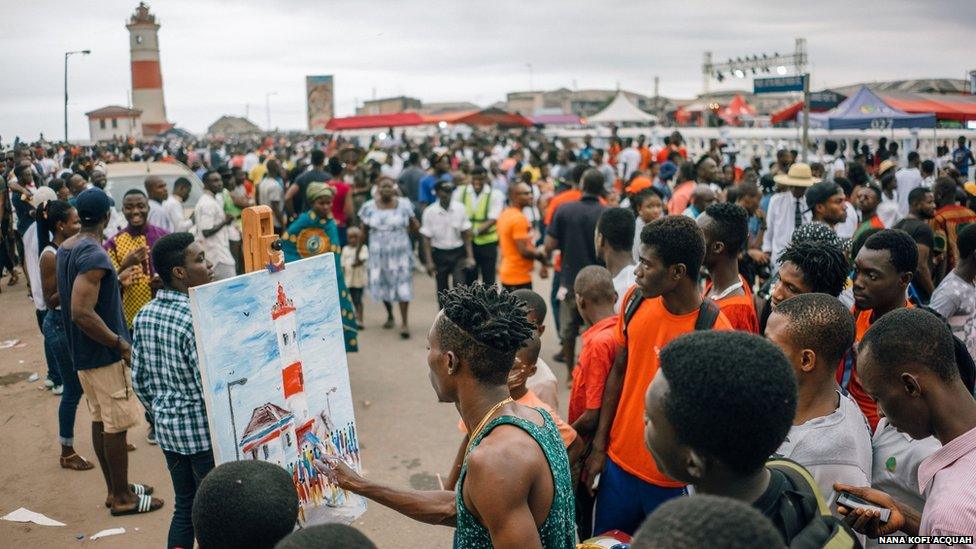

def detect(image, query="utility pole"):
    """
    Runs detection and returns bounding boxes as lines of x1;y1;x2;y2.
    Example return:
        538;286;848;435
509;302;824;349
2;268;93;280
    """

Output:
64;49;91;142
265;91;278;131
795;38;810;162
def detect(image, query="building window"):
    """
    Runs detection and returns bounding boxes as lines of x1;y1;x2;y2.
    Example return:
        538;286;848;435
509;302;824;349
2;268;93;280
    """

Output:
111;118;118;129
136;35;143;44
262;445;270;459
284;432;292;447
99;119;106;129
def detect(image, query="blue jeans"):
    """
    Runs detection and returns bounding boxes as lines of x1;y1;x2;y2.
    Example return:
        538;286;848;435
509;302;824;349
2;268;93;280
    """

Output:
592;458;685;536
38;308;62;386
164;449;215;549
43;310;82;446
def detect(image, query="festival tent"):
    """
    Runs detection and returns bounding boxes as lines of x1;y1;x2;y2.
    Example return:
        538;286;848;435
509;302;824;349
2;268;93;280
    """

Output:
719;94;756;125
807;86;935;129
771;101;804;125
880;92;976;122
421;107;533;128
588;92;659;124
325;113;425;131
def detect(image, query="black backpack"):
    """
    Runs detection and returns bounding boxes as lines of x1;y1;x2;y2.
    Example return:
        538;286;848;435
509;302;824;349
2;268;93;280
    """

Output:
766;458;861;549
621;292;721;339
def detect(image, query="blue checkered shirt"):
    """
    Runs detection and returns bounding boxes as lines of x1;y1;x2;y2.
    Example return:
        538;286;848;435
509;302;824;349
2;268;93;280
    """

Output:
132;289;211;455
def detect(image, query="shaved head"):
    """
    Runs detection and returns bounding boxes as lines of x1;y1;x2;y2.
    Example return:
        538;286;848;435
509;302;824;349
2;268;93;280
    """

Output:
574;265;616;305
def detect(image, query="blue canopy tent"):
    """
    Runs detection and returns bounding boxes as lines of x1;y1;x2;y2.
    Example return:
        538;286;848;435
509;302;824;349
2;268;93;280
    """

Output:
807;86;936;130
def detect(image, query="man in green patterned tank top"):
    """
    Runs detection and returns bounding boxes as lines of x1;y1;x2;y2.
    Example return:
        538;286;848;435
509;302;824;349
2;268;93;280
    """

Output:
315;283;576;548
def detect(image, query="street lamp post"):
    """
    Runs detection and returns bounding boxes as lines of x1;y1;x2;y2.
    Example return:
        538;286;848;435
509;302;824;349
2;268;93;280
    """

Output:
265;91;278;131
64;49;91;143
227;377;248;460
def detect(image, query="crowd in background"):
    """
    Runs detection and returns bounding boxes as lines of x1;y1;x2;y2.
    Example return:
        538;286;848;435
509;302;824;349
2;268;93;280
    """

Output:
3;128;976;548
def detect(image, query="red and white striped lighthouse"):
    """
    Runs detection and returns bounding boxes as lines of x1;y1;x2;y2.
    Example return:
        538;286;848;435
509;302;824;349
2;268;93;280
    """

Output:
126;3;172;137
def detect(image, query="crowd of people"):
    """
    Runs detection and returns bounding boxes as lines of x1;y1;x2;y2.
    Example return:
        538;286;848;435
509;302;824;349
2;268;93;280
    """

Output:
2;128;976;548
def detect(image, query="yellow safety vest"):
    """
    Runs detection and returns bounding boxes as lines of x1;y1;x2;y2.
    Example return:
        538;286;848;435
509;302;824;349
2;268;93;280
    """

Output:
461;186;499;246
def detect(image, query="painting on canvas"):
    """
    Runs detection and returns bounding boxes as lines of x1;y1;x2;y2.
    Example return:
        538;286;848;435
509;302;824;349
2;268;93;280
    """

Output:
189;253;365;525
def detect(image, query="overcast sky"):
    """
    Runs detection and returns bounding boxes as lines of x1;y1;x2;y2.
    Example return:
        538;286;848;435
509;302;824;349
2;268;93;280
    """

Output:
1;0;973;141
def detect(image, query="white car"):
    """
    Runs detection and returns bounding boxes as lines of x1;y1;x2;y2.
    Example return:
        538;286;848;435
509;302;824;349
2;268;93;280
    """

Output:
103;161;205;215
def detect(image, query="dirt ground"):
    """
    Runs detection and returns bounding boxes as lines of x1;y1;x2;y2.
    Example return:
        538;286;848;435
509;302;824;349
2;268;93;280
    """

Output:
0;268;566;548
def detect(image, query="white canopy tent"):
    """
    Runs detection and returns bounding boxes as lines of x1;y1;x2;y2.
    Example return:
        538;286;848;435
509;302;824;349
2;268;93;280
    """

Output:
587;92;659;124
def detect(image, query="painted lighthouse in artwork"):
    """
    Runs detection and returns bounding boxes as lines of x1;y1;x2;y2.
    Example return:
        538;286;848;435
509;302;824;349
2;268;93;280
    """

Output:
238;282;361;519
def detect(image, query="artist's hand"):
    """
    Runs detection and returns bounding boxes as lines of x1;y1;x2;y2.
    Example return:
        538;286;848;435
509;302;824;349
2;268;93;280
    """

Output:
833;483;905;538
120;246;147;270
315;454;364;492
582;449;606;497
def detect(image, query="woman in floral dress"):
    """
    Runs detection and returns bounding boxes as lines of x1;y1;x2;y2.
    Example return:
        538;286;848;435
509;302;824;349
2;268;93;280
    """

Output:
357;177;418;338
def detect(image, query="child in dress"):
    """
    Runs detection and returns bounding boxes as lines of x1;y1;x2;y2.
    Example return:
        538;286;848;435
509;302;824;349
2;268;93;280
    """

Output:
341;227;368;329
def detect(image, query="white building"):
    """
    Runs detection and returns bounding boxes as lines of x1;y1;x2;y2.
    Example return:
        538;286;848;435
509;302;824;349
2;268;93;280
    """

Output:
85;106;143;142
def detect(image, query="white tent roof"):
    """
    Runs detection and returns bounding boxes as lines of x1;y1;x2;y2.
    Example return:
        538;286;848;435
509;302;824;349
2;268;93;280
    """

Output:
588;92;659;124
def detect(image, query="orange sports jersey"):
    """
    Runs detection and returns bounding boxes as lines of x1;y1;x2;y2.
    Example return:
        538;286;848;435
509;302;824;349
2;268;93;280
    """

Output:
840;302;914;431
703;278;759;334
610;286;733;486
544;189;583;226
458;389;578;448
656;146;688;165
568;316;618;424
497;207;534;286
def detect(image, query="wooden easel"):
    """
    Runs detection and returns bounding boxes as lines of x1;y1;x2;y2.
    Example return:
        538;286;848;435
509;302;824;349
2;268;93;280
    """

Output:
241;205;284;273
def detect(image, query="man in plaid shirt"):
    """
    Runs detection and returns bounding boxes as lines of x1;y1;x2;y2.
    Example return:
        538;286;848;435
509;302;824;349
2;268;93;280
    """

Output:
132;232;215;549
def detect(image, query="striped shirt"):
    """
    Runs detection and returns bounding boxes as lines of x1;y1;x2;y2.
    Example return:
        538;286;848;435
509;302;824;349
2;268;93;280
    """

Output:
132;289;211;455
917;425;976;544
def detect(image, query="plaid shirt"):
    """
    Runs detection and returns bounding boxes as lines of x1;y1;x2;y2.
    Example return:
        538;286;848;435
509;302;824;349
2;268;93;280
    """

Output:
132;289;211;455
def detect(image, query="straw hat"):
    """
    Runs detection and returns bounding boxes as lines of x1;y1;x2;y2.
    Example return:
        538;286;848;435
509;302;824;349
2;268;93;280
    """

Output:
773;163;820;188
877;159;898;176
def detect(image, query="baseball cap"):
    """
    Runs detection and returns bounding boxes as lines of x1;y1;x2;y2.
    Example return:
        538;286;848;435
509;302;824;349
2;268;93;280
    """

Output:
659;161;678;182
75;187;112;225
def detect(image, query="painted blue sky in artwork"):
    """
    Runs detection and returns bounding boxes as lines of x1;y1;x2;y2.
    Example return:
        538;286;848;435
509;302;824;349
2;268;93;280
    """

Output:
189;254;356;463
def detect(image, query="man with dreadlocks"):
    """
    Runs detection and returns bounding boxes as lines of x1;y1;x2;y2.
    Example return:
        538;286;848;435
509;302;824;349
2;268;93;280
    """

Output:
315;283;576;549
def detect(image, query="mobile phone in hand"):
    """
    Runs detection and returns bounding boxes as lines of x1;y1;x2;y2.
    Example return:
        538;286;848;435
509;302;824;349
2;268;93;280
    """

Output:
836;491;891;523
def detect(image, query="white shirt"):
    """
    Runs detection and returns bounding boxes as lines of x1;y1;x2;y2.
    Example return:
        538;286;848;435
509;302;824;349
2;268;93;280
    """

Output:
243;152;260;174
775;392;873;512
22;223;45;311
419;200;472;250
895;167;924;217
147;198;173;232
162;195;193;233
762;191;812;267
878;191;902;228
612;265;637;313
866;419;941;549
617;148;641;181
835;201;859;239
526;358;559;412
194;191;234;267
453;185;505;221
104;207;126;240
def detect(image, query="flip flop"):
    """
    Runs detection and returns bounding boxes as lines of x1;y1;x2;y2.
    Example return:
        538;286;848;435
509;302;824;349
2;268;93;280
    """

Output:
110;494;164;516
59;453;94;471
105;484;155;507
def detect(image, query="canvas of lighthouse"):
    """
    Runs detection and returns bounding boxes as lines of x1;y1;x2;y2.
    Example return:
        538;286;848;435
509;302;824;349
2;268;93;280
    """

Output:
189;253;365;526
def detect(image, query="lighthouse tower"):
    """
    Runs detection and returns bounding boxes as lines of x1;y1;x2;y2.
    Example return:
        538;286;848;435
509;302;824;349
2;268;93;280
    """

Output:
126;3;171;137
271;283;313;437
